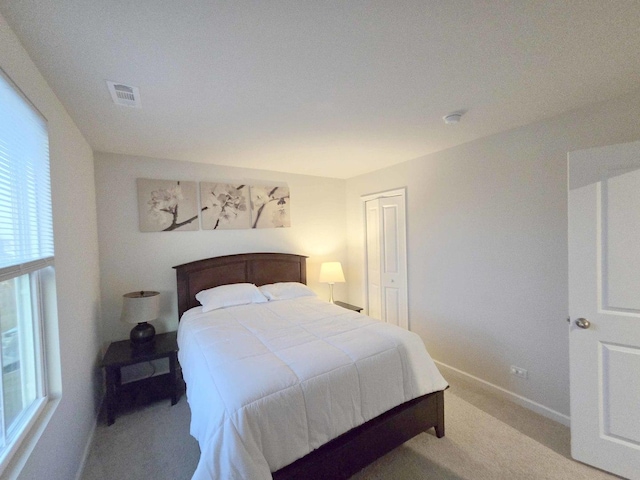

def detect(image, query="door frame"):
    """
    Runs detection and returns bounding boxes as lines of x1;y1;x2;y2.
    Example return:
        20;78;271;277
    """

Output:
361;187;408;327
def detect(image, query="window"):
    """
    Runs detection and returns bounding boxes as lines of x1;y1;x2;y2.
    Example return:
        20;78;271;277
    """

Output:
0;69;53;471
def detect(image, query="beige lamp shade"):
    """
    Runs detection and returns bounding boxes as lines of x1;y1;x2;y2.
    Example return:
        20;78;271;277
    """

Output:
319;262;345;304
319;262;345;284
120;291;160;325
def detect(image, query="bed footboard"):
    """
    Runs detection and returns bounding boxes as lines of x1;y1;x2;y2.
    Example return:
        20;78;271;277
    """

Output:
272;389;445;480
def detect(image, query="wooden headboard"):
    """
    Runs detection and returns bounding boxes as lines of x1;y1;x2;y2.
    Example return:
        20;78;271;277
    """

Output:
173;253;307;319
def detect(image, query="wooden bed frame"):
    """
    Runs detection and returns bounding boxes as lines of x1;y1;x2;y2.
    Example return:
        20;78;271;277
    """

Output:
174;252;445;480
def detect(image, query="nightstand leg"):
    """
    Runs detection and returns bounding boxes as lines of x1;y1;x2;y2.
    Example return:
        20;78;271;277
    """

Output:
105;366;119;425
169;353;178;406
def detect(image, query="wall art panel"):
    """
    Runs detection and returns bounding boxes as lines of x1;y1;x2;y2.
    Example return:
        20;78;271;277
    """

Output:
137;178;198;232
200;182;251;230
250;185;291;228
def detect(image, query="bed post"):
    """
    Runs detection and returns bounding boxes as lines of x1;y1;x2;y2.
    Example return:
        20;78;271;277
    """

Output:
434;389;445;438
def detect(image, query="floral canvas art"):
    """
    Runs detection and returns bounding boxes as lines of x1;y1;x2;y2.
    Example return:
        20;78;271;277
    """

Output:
200;183;250;230
137;178;199;232
250;186;291;229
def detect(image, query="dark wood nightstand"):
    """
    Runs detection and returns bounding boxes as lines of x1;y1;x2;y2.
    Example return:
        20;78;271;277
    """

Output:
102;331;179;425
334;301;363;313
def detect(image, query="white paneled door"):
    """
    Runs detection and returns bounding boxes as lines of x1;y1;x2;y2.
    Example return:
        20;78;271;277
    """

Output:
363;190;408;329
568;140;640;480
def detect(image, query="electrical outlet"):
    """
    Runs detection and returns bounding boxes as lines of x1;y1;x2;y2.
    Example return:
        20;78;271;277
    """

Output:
510;365;528;379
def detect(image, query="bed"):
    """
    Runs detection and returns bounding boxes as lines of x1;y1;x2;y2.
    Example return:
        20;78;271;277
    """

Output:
174;253;447;480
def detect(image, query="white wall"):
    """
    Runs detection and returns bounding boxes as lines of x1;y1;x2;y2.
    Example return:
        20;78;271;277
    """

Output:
94;152;347;344
0;13;101;480
346;89;640;418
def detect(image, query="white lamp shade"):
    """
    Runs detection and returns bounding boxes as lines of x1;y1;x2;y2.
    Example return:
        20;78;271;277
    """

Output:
319;262;345;284
120;291;160;325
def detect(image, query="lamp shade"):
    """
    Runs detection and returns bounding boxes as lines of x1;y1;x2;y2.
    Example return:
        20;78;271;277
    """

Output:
120;291;160;325
319;262;345;284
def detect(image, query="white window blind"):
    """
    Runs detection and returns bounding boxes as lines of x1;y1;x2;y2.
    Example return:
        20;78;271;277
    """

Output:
0;71;53;273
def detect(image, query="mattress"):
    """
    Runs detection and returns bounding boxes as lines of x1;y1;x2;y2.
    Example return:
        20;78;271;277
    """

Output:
178;296;448;480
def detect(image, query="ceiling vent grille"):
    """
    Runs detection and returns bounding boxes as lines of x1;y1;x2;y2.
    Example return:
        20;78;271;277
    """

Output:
106;81;141;108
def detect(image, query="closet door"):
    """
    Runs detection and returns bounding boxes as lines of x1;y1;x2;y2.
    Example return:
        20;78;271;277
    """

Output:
364;191;408;329
365;199;382;320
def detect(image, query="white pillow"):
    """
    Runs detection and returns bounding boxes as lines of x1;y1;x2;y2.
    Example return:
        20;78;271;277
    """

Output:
258;282;316;301
195;283;267;312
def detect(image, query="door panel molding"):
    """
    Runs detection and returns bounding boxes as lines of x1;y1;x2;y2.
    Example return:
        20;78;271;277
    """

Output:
600;342;640;445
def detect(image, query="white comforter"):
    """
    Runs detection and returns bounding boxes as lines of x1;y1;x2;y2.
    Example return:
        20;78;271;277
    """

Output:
178;296;448;480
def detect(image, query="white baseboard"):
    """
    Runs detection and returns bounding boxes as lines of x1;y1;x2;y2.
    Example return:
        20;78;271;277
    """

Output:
74;404;100;480
435;360;570;427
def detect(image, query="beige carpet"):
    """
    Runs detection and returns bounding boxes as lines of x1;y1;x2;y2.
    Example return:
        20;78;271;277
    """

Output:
353;390;617;480
82;378;620;480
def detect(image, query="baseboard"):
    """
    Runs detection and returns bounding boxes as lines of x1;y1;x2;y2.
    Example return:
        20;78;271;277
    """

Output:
74;401;101;480
435;360;570;427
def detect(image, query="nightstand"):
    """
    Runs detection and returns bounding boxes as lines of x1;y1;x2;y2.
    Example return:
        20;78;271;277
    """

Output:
102;331;179;425
334;301;363;313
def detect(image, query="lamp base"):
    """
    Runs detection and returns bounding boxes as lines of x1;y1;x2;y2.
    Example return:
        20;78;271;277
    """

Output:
130;322;156;346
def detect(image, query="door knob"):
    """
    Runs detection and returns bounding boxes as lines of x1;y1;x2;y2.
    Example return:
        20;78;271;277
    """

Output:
575;318;591;329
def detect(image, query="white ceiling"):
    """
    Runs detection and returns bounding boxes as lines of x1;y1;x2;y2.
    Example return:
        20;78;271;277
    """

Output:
1;1;639;179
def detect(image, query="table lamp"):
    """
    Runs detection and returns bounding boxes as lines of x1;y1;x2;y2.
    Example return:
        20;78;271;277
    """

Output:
319;262;345;303
121;291;160;346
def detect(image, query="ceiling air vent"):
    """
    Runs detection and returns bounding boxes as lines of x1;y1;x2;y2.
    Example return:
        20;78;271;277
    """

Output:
106;81;141;108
